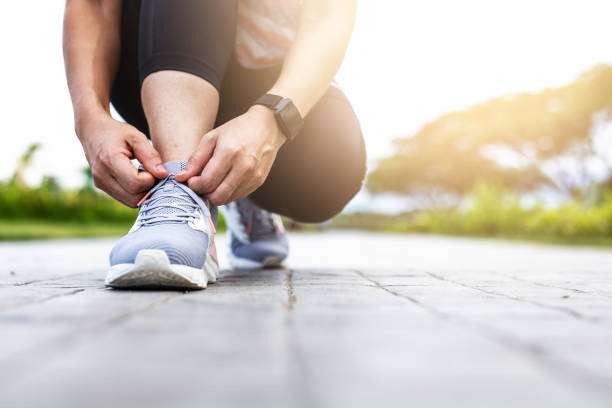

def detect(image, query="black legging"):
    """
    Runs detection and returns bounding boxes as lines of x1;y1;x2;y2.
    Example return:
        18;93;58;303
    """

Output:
110;0;366;223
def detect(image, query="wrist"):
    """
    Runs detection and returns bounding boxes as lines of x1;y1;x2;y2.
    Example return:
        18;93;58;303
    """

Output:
74;106;112;140
248;104;286;147
252;93;304;142
267;85;306;114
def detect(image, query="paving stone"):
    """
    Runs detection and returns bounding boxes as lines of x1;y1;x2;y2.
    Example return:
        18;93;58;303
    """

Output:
1;232;611;408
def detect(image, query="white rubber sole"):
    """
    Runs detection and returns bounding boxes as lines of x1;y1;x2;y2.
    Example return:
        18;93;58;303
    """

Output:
228;253;285;270
106;249;218;290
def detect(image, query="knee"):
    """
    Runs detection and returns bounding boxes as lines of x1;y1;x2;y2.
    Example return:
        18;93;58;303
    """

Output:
287;135;367;224
291;170;365;224
252;86;367;224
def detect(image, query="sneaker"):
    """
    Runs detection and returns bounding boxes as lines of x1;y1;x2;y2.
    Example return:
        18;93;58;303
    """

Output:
221;197;288;270
106;160;218;289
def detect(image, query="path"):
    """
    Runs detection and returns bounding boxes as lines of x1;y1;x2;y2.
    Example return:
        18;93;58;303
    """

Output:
1;232;612;408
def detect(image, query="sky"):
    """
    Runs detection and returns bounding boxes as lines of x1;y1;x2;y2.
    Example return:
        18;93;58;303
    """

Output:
1;1;611;206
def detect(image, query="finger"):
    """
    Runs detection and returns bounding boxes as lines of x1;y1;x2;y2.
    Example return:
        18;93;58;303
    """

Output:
175;131;217;182
110;153;156;195
227;164;269;203
129;133;169;179
187;148;233;195
205;166;245;206
97;174;145;208
227;181;258;204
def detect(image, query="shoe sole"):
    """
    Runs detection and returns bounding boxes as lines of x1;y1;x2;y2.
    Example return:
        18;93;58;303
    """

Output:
228;253;285;270
106;249;218;290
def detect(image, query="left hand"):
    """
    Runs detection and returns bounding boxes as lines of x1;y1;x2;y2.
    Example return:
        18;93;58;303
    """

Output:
175;105;286;205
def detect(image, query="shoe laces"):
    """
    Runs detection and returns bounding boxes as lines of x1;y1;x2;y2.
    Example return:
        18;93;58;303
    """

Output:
137;176;204;227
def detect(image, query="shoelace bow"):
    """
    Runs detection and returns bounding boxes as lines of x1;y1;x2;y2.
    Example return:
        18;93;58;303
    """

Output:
137;177;201;226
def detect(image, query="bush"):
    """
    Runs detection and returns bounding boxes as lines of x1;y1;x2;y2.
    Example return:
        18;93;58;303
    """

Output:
0;182;136;223
333;182;612;240
0;182;227;230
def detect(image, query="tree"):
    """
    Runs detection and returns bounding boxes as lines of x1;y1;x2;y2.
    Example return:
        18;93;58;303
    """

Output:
368;65;612;197
10;143;41;186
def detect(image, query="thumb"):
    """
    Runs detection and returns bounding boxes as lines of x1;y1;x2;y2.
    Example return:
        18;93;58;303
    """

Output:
129;134;169;179
175;131;216;182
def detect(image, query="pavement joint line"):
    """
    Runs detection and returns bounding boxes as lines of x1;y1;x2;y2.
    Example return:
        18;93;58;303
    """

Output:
354;269;612;402
280;268;320;408
353;270;446;317
0;288;86;313
496;272;612;300
2;271;97;287
425;271;600;323
284;267;296;311
0;289;184;388
354;269;547;351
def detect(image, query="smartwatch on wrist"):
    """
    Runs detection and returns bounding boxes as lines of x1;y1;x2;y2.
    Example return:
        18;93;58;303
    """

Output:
254;94;303;142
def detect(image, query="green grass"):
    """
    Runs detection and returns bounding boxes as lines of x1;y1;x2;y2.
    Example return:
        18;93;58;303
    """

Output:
3;219;612;249
0;219;132;241
4;179;612;248
409;231;612;248
0;215;228;241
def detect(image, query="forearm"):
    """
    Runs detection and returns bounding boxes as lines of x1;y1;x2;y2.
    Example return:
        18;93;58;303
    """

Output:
268;0;357;116
62;0;122;135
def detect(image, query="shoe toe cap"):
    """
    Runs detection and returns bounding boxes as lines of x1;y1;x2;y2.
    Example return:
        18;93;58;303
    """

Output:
232;236;289;263
110;225;209;268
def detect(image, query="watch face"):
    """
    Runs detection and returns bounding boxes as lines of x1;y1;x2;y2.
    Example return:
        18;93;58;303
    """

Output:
276;98;303;141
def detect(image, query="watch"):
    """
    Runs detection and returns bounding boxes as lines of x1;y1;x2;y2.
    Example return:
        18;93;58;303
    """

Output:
254;94;303;142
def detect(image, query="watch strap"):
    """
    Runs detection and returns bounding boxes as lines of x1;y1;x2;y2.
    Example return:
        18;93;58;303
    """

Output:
255;94;283;108
254;93;302;142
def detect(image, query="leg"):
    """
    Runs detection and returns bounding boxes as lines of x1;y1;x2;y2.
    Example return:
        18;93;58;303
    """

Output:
251;86;366;223
247;86;365;222
217;61;364;269
139;73;220;162
141;72;218;162
217;59;367;223
139;0;237;161
111;0;237;162
106;0;237;287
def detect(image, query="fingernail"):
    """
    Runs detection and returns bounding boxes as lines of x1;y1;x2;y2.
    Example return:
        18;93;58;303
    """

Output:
156;165;167;174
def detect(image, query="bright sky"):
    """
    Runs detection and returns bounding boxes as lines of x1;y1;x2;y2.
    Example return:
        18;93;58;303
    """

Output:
1;1;611;191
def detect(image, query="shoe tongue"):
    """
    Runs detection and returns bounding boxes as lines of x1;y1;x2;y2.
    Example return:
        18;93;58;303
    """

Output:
147;177;191;218
238;198;276;237
161;181;176;193
137;162;214;225
163;160;187;175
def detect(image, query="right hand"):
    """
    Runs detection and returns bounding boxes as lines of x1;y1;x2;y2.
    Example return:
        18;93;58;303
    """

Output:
77;114;168;207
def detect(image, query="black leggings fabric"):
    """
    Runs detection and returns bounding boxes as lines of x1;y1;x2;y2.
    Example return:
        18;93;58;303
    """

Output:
111;0;366;223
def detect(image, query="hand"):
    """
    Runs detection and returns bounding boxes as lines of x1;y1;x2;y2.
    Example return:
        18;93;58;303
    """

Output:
175;105;286;205
77;114;169;207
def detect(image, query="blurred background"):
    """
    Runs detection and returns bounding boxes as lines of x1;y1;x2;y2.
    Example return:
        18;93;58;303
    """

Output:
1;0;612;244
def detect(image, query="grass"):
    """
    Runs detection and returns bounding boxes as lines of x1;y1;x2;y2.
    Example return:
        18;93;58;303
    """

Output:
0;219;132;241
3;218;612;250
0;215;228;241
410;231;612;248
4;179;612;248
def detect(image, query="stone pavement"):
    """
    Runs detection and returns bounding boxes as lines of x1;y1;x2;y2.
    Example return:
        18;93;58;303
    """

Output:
1;231;612;408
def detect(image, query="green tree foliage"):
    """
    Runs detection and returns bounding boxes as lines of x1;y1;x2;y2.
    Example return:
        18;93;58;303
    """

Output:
368;65;612;196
